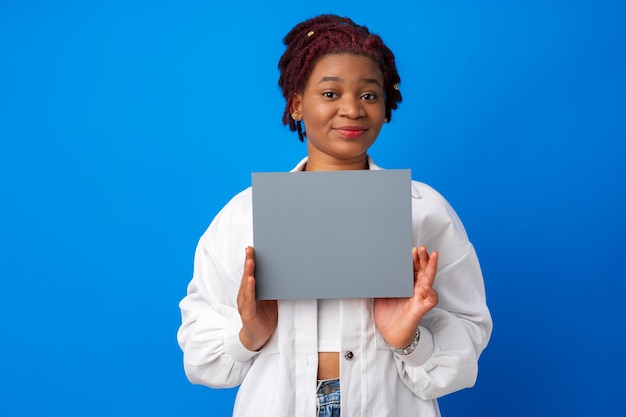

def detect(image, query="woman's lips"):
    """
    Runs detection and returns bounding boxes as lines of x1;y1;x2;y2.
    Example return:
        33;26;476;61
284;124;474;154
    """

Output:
335;126;367;139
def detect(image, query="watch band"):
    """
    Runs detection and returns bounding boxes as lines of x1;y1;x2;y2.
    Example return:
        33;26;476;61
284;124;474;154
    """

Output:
387;328;421;356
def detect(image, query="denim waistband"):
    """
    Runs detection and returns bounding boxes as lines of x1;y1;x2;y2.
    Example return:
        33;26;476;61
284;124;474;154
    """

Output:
316;378;340;395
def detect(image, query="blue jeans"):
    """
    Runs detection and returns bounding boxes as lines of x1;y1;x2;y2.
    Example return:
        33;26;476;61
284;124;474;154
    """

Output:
316;378;340;417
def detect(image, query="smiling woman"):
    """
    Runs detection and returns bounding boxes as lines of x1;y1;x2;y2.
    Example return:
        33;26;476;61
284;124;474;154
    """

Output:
177;13;492;417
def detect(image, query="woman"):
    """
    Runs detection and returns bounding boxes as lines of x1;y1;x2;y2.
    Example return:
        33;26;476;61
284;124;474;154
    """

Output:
178;14;492;417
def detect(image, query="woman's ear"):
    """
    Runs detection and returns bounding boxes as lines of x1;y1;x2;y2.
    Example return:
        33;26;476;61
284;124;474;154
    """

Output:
291;93;303;121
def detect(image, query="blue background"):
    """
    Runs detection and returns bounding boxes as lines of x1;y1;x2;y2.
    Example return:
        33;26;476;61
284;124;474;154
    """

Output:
1;1;625;416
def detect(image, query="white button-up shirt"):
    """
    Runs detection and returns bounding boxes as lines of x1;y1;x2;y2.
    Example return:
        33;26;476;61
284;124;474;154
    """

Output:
178;157;492;417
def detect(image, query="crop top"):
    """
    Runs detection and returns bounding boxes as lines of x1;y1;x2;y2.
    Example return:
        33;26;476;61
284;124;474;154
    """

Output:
317;298;340;352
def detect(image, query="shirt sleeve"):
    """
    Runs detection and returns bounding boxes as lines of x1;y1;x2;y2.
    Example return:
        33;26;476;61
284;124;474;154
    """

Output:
392;182;493;400
176;189;258;388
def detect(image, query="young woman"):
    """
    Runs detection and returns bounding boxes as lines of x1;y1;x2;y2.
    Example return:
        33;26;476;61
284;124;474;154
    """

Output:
178;14;492;417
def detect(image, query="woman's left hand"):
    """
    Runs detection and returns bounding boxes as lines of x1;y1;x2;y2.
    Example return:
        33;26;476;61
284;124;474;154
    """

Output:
374;246;439;349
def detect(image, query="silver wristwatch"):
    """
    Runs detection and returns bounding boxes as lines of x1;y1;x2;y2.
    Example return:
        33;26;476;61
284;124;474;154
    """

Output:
387;328;421;355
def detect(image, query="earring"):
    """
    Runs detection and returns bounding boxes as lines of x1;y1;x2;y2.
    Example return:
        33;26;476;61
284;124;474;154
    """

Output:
292;111;302;121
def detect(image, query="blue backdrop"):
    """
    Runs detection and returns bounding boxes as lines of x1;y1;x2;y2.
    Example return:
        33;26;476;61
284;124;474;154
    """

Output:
1;1;625;416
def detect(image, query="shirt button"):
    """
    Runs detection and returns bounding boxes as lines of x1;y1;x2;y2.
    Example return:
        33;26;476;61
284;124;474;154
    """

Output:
345;351;354;360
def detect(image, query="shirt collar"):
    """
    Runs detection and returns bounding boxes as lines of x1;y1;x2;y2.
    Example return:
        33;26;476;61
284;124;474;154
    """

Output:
290;156;420;199
291;155;382;172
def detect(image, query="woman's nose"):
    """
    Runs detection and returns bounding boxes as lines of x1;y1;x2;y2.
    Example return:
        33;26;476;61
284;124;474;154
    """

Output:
339;97;365;118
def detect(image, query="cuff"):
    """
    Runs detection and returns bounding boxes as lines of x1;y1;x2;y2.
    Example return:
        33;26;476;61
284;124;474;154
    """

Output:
396;326;434;367
223;326;260;363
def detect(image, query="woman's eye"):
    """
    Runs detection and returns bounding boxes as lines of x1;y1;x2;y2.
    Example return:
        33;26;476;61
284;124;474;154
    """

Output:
361;93;377;101
322;92;337;99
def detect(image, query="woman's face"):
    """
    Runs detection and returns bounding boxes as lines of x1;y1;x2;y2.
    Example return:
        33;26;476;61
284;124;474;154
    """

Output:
292;53;386;170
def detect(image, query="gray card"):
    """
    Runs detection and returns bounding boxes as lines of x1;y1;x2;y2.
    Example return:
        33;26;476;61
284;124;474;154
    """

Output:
251;169;414;300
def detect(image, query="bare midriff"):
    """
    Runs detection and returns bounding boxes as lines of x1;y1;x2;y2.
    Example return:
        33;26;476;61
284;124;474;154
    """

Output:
317;352;340;380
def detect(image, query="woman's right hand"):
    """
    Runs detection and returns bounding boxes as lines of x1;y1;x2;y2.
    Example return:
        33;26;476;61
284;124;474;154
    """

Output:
237;246;278;351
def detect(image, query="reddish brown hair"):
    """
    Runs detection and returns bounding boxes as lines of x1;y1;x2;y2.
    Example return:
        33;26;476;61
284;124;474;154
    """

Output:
278;14;403;141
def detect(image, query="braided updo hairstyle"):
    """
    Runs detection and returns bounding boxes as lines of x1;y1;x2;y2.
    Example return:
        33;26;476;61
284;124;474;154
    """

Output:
278;14;403;142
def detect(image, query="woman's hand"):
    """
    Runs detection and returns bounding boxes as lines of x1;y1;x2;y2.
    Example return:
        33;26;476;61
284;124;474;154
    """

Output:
237;246;278;351
374;246;439;349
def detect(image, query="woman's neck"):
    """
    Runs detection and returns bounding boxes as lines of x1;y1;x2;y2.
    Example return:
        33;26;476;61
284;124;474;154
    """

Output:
304;154;369;172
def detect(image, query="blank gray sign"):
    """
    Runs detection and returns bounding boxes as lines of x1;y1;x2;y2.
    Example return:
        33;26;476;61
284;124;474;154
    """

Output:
252;169;414;300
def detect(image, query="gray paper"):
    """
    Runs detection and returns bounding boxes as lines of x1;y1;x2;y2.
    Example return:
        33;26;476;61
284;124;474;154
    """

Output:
252;169;414;300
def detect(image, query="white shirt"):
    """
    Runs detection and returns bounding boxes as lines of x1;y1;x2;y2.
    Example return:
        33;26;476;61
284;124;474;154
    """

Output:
177;157;492;417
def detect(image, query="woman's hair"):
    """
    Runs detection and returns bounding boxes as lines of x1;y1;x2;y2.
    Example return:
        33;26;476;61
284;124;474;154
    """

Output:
278;14;403;141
